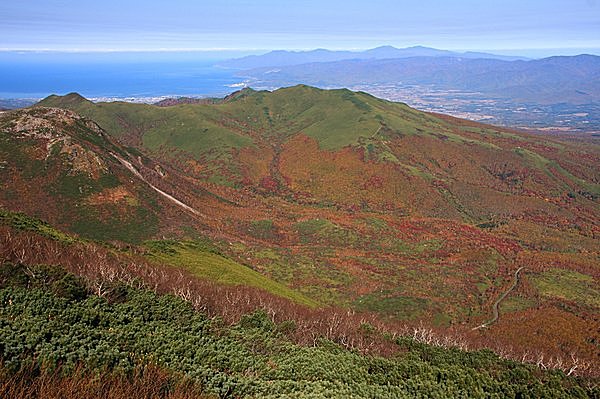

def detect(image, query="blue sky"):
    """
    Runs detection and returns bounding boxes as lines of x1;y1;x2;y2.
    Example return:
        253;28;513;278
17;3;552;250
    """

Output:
1;0;599;55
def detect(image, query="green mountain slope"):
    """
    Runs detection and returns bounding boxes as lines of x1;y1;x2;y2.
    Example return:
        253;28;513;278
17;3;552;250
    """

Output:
39;85;504;151
145;239;318;307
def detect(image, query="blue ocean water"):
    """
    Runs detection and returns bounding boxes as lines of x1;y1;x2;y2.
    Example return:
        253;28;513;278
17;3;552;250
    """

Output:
0;52;245;99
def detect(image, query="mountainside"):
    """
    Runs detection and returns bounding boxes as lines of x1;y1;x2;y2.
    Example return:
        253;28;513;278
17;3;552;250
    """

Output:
0;105;239;244
240;55;600;105
218;45;528;69
2;86;598;372
0;106;164;242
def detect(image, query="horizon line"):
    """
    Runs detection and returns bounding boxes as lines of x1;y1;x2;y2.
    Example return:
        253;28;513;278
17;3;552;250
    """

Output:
1;45;599;54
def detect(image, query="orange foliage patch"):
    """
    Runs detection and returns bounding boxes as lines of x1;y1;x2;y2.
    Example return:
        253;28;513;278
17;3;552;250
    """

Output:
473;305;599;367
87;186;134;205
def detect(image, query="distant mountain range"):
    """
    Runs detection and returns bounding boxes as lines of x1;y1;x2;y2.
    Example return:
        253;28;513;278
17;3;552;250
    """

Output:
217;45;529;69
236;54;600;106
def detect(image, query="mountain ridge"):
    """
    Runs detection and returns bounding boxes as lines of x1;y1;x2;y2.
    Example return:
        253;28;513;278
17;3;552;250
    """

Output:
36;85;600;220
217;45;529;69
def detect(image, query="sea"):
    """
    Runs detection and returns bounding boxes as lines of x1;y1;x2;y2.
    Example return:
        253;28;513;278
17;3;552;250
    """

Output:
0;51;249;102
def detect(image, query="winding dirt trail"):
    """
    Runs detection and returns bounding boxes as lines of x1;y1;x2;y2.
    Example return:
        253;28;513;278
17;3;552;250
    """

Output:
472;266;525;330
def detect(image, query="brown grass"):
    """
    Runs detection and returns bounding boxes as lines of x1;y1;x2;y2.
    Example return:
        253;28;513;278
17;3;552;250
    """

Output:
0;363;212;399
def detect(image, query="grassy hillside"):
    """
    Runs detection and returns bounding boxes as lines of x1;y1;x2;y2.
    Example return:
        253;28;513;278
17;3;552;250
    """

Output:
145;239;318;307
39;85;516;151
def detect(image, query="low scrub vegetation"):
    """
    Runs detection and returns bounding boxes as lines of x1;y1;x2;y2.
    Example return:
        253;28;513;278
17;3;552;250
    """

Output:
0;262;596;398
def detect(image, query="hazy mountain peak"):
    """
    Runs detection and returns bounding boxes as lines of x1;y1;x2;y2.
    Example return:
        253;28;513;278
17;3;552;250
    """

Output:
372;45;398;50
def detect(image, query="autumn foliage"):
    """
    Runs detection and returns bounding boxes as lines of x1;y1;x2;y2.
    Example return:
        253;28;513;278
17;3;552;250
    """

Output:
0;225;596;378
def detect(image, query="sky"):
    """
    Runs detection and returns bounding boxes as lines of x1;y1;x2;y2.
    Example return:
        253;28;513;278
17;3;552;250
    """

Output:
1;0;599;55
